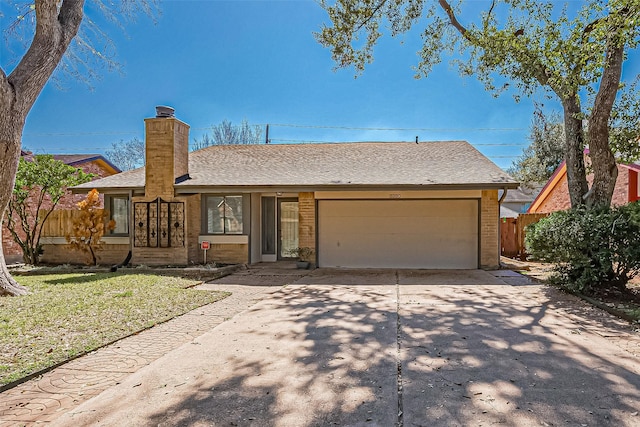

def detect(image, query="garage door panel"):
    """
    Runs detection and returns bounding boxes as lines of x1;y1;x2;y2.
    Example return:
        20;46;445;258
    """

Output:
318;200;478;269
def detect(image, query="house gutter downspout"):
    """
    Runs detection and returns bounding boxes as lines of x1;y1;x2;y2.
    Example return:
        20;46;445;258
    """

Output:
498;187;508;204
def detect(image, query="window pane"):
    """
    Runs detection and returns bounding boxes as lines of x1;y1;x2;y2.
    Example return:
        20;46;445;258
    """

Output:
224;196;243;234
206;196;225;234
111;197;129;234
261;197;275;254
279;201;298;258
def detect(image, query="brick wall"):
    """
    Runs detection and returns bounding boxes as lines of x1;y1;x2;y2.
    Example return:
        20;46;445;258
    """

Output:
144;118;189;199
130;117;192;266
537;173;571;213
205;244;248;265
612;166;629;206
132;246;189;266
298;192;316;262
2;222;23;264
480;190;499;269
40;243;129;265
537;165;630;213
2;159;115;264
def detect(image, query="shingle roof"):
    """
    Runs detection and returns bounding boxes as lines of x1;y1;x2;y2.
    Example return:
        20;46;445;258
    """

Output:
500;205;520;218
503;187;539;203
75;141;518;191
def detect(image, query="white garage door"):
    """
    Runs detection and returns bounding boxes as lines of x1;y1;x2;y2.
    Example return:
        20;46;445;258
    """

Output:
318;199;478;269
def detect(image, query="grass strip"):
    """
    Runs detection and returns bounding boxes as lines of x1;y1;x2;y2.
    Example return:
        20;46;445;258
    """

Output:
0;272;228;387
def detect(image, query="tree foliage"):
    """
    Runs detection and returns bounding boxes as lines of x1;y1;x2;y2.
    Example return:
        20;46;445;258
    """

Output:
105;137;145;171
507;109;565;187
66;189;115;266
610;75;640;164
0;0;155;296
527;203;640;295
4;154;93;265
192;119;263;150
316;0;640;208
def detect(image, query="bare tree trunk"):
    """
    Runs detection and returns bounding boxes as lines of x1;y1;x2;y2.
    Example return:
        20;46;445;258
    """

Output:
585;42;624;207
0;216;27;296
0;0;85;296
0;109;29;296
562;96;589;208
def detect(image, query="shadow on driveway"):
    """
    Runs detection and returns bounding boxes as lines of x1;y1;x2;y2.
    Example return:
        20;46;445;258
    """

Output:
54;269;640;427
399;280;640;426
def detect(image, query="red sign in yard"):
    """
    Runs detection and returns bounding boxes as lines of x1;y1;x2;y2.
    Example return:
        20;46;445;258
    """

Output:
201;241;210;250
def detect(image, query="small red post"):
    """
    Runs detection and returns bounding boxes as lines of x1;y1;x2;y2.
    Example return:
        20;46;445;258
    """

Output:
201;241;210;264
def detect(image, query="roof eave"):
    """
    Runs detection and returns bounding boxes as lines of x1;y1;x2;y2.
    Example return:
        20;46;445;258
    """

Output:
174;182;520;194
527;161;567;213
70;185;144;194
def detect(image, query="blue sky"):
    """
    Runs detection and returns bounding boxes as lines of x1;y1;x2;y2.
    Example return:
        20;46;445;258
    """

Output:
2;0;639;170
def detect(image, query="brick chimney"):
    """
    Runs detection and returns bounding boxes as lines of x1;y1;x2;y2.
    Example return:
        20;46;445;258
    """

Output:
144;106;190;199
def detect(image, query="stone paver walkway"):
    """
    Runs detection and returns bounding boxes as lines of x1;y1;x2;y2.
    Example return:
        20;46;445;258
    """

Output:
0;270;292;427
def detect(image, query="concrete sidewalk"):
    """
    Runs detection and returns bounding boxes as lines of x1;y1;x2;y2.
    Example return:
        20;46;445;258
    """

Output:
3;268;640;426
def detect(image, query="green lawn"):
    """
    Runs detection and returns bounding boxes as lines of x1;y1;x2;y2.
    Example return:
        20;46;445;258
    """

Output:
0;273;229;387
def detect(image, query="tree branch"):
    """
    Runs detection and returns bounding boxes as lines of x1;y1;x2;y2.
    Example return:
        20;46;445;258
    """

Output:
9;0;85;113
483;0;496;30
354;0;389;32
438;0;469;39
592;43;624;131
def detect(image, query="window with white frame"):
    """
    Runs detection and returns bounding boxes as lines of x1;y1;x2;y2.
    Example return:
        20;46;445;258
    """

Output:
107;195;129;235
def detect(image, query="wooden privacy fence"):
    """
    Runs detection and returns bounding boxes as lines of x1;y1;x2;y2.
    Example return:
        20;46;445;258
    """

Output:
500;213;549;260
39;209;106;237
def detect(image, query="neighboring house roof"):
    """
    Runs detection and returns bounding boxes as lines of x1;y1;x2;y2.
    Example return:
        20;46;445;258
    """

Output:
502;187;539;203
74;141;518;192
528;159;640;213
52;154;121;175
500;205;520;218
19;151;121;175
528;161;567;213
621;162;640;172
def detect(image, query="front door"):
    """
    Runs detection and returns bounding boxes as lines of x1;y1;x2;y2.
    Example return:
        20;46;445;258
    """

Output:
278;199;298;259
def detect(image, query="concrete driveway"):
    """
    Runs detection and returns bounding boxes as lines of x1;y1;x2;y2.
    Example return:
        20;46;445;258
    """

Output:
51;268;640;427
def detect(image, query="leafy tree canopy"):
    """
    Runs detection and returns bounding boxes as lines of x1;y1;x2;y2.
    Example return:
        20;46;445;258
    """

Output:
5;154;94;265
0;0;156;296
507;109;565;187
316;0;640;207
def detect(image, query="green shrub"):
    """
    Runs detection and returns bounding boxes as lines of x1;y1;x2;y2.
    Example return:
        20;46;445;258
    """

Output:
526;202;640;294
